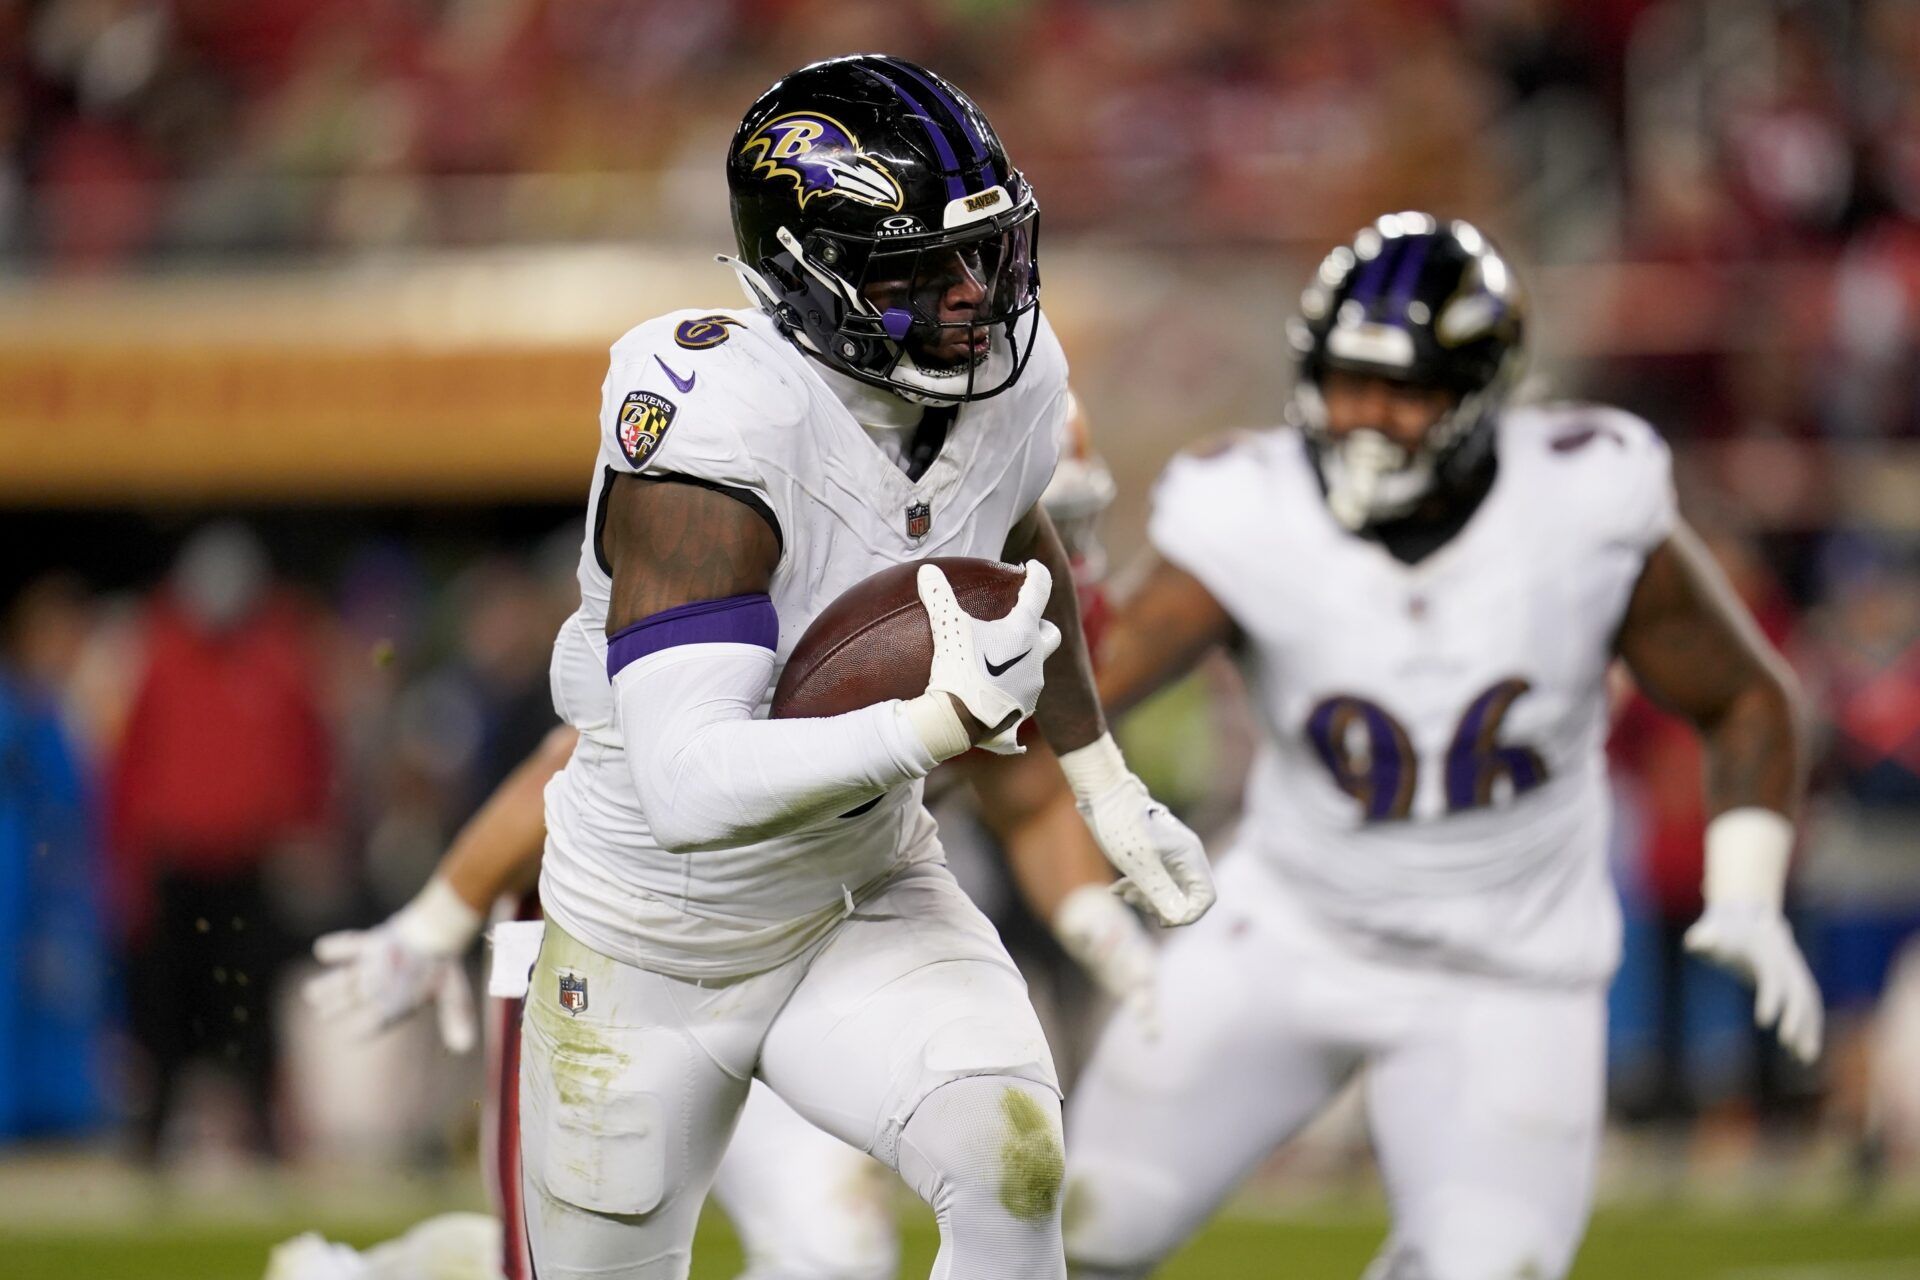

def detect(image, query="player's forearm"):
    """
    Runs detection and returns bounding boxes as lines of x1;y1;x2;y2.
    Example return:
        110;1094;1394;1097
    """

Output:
439;725;577;912
1016;507;1105;753
1699;670;1803;821
1616;526;1805;822
615;644;964;853
1094;556;1237;717
998;790;1114;920
972;746;1115;919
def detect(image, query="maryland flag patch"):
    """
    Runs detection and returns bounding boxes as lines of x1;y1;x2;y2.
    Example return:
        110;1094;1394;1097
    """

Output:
618;390;677;468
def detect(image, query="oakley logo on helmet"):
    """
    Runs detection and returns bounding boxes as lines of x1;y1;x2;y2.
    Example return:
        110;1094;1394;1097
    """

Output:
739;112;904;212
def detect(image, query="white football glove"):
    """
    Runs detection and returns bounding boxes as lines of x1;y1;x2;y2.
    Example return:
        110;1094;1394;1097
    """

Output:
1053;882;1159;1036
1060;735;1216;927
264;1214;501;1280
918;560;1061;755
1683;809;1823;1065
304;877;481;1053
1686;904;1823;1065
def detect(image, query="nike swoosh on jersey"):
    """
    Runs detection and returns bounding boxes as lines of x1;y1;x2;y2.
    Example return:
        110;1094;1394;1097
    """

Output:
985;649;1032;677
654;355;696;393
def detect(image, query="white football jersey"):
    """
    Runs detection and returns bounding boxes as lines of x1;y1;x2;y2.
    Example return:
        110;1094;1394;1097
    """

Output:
1149;405;1674;984
542;306;1068;979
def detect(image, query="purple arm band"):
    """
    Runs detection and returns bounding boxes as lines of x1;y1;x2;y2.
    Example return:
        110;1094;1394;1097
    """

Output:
607;593;778;678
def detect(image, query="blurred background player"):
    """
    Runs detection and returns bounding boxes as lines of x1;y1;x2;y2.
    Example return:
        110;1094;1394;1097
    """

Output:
1060;214;1821;1280
295;394;1152;1280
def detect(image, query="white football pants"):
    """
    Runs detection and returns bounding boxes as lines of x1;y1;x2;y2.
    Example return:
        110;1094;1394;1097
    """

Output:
1064;852;1606;1280
519;860;1065;1280
490;917;896;1280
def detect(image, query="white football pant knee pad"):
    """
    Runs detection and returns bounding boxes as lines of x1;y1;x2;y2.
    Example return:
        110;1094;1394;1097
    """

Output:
896;1075;1067;1280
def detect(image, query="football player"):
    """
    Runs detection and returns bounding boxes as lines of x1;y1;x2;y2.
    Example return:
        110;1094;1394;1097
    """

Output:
1060;213;1822;1280
299;398;1153;1280
517;55;1210;1279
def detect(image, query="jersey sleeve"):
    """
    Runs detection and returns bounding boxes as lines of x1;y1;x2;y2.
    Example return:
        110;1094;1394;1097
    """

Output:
597;317;800;496
1543;405;1676;556
1610;412;1677;554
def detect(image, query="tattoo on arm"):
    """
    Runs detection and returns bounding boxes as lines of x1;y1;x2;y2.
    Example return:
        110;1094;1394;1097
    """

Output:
1006;505;1106;753
1096;554;1239;717
1615;520;1804;817
603;475;780;632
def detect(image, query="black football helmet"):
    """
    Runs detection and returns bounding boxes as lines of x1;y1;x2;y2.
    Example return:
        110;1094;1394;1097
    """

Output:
1287;213;1526;529
725;55;1041;403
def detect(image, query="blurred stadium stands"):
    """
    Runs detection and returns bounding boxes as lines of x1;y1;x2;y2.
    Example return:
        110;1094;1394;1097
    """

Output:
2;0;1919;1265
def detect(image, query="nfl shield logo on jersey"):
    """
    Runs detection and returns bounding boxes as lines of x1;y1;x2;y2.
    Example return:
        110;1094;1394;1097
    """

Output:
558;973;588;1016
905;501;932;540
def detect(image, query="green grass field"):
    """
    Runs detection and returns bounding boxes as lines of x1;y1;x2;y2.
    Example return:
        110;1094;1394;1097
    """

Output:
6;1205;1920;1280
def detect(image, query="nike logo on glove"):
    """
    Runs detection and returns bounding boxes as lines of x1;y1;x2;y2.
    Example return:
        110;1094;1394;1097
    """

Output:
654;356;696;393
985;649;1033;678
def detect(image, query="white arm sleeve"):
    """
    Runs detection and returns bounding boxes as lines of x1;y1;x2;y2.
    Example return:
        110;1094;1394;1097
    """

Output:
613;641;944;853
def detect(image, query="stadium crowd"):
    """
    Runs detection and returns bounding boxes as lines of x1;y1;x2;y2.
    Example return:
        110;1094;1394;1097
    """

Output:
0;0;1917;1194
0;0;1915;272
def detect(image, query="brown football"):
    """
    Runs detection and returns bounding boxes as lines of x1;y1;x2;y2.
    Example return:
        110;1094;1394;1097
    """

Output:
770;557;1028;720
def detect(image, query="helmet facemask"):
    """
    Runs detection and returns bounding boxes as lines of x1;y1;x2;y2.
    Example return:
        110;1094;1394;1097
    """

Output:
739;199;1041;405
1294;364;1512;531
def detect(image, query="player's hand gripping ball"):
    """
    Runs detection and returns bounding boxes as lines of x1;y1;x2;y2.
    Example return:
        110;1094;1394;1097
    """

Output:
772;557;1058;750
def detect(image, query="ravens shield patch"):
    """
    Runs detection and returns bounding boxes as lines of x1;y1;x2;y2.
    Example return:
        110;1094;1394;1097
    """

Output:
618;390;677;468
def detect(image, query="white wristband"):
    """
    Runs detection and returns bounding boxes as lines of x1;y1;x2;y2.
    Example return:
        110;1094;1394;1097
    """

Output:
1053;882;1133;952
1702;808;1794;913
393;875;486;957
900;691;973;762
1058;732;1129;802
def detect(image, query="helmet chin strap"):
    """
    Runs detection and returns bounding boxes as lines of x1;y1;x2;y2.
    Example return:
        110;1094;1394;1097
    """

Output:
1295;382;1440;531
888;335;1006;405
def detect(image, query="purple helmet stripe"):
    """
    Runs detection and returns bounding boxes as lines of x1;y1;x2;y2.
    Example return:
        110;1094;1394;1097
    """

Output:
855;64;967;201
1348;238;1394;309
1388;235;1432;309
879;58;1000;189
